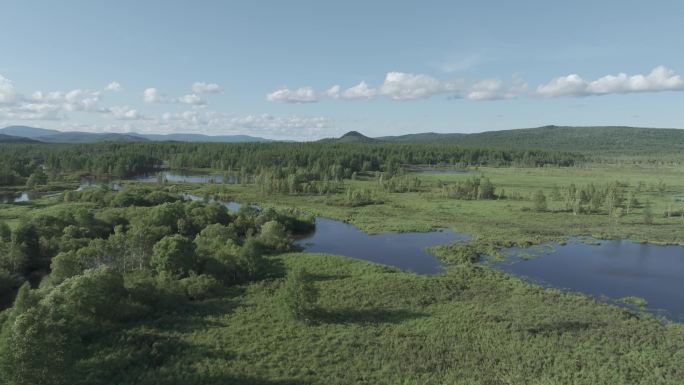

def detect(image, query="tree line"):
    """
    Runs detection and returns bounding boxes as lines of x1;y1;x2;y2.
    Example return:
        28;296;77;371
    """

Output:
0;141;581;187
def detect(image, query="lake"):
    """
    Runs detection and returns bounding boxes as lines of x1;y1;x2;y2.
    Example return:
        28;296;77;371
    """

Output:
189;193;684;320
492;238;684;321
294;217;469;274
189;195;468;275
71;175;684;321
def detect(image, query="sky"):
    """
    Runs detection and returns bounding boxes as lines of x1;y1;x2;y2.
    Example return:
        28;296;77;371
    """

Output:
1;0;684;140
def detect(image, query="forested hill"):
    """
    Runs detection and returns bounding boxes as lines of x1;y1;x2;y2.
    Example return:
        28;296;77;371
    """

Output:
0;134;39;144
379;126;684;154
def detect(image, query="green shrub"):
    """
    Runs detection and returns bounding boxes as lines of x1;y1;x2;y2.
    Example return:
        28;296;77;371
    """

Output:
179;273;222;300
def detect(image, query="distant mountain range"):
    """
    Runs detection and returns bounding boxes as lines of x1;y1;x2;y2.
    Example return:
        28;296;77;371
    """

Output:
2;125;683;154
386;125;684;154
0;126;273;143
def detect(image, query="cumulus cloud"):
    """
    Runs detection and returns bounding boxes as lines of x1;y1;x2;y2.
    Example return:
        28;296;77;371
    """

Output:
378;72;444;100
29;88;104;113
468;76;528;101
158;110;332;139
277;72;465;102
143;88;164;103
0;75;18;104
192;82;223;94
266;86;318;103
536;74;587;97
0;103;63;120
325;85;341;98
178;93;206;105
537;66;684;97
105;81;122;92
342;81;377;100
108;105;144;120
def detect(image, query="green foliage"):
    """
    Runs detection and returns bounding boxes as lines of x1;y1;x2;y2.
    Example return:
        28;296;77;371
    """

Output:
533;189;548;212
643;201;654;225
178;273;222;300
442;176;497;200
151;235;197;276
281;267;319;322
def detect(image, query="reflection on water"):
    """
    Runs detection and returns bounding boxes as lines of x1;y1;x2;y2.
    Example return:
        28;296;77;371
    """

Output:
492;238;684;321
78;178;122;191
0;191;35;203
135;171;237;184
194;196;467;275
295;217;469;274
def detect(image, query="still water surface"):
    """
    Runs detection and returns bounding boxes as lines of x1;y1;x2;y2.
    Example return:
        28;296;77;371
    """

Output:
11;172;684;320
190;193;684;320
492;239;684;321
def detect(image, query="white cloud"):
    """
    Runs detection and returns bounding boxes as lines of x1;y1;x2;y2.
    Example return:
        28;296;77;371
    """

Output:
108;106;144;120
266;86;318;103
192;82;223;94
0;75;18;104
342;81;376;100
158;110;331;139
587;66;683;94
29;88;104;112
536;74;590;97
379;72;445;100
0;103;63;120
537;66;684;97
178;93;206;105
105;81;122;92
143;88;164;103
468;76;527;101
325;85;341;98
145;88;208;105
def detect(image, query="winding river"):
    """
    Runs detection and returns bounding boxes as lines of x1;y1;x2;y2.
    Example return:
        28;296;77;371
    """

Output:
6;172;684;321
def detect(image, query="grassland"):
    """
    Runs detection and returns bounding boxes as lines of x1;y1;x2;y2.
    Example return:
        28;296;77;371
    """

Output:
82;253;684;385
191;164;684;246
3;163;684;384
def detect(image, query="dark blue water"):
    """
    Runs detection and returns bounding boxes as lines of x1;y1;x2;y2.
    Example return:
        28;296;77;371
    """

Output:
184;192;684;321
192;195;468;275
294;217;469;274
493;239;684;321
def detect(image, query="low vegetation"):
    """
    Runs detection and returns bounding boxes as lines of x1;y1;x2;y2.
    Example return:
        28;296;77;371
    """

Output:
0;138;683;384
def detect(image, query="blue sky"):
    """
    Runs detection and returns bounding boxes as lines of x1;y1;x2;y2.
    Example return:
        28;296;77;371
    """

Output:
1;0;684;140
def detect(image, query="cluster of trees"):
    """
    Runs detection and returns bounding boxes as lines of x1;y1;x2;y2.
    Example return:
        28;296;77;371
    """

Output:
344;188;383;207
0;141;580;188
0;143;161;186
253;168;344;195
0;186;315;384
440;177;498;200
376;174;422;193
548;181;636;215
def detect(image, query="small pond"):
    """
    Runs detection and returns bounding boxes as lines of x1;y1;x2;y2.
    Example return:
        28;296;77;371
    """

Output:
294;217;469;274
492;238;684;321
78;178;122;191
0;191;36;203
135;171;236;184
